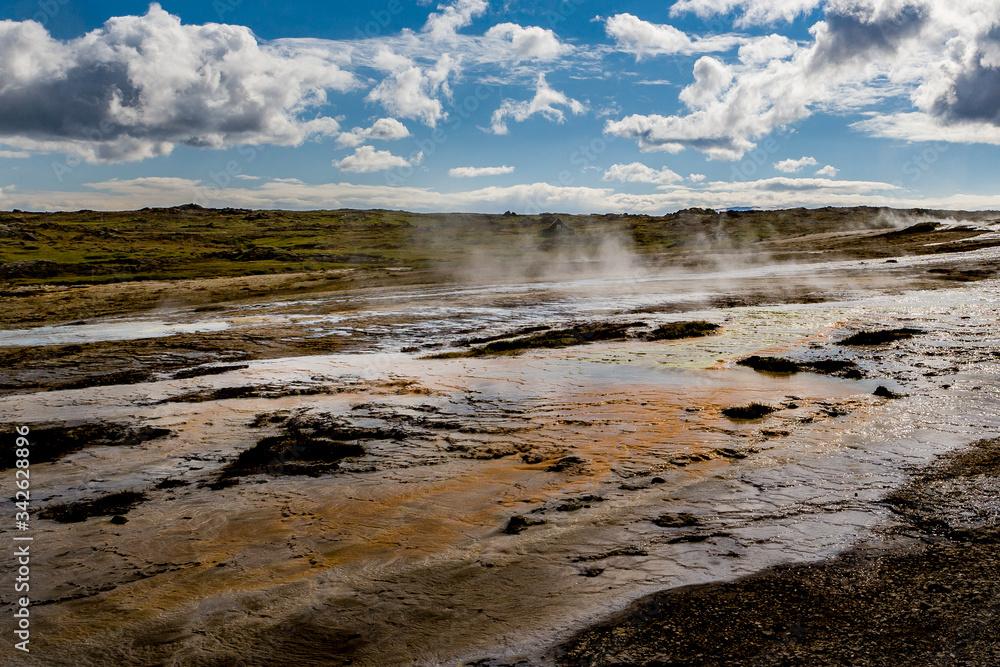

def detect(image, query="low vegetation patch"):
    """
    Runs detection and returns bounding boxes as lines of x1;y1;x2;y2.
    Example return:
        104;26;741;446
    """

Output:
503;515;545;534
838;328;925;346
721;403;778;420
432;321;646;357
458;325;552;346
217;413;402;479
878;222;939;237
39;490;147;523
3;423;170;470
805;359;861;377
643;320;720;341
736;356;801;373
434;320;718;358
653;512;701;528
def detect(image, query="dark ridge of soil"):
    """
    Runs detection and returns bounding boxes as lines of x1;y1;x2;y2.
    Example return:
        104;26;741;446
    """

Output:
736;356;801;373
163;384;335;404
838;328;926;346
169;364;250;380
433;320;717;358
546;456;589;474
154;478;190;489
652;512;701;528
431;321;648;358
503;515;546;534
217;413;402;479
4;423;171;470
459;325;552;346
643;320;720;341
39;491;147;523
803;358;862;377
552;437;1000;667
721;403;778;420
555;495;605;512
879;221;940;237
0;327;365;397
737;356;863;378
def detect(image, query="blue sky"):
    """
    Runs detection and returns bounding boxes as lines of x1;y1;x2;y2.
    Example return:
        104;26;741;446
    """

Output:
0;0;999;213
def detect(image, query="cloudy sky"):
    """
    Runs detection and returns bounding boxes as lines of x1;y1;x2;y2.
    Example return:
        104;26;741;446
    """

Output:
0;0;999;213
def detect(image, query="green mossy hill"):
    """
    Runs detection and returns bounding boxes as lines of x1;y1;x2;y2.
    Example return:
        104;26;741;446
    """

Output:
3;205;996;287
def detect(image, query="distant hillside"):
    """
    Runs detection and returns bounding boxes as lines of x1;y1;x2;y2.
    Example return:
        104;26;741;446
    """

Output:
0;205;996;286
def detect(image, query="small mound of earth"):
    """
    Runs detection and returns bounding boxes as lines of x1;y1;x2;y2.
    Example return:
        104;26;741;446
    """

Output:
546;456;589;474
216;413;403;479
39;490;147;523
736;355;801;373
4;423;171;470
838;328;925;346
721;403;778;420
503;515;546;534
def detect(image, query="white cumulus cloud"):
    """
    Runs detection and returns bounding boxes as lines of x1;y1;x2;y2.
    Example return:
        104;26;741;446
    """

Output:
449;165;515;177
489;73;585;135
670;0;824;26
774;156;819;172
0;3;356;162
484;23;571;61
365;50;461;128
334;145;422;173
423;0;488;41
602;162;685;185
815;164;839;177
336;118;411;148
604;13;744;59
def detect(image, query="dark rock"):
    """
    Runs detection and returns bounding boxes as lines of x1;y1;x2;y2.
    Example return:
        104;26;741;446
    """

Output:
721;403;777;420
653;512;700;528
546;456;588;473
556;495;604;511
874;385;903;399
736;356;801;373
155;478;189;489
39;490;147;523
838;328;925;346
503;515;545;534
644;321;719;341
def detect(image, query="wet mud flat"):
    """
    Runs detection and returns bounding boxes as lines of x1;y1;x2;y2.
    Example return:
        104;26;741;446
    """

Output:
553;437;1000;667
1;214;1000;665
